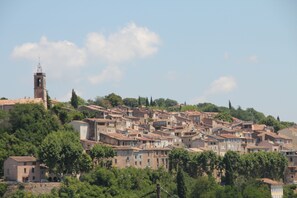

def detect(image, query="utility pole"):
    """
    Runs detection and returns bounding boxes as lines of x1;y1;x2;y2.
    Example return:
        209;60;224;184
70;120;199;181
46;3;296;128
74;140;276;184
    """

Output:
156;183;161;198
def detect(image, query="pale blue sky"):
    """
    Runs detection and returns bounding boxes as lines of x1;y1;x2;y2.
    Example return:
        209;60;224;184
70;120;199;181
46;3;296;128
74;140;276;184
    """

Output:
0;1;296;122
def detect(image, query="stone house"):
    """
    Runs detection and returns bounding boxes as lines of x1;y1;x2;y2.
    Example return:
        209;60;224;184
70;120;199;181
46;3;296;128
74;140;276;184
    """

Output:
246;145;270;153
282;150;297;184
84;118;116;141
258;132;292;147
4;156;46;182
100;132;138;147
260;178;283;198
69;120;89;140
112;146;170;170
78;105;108;118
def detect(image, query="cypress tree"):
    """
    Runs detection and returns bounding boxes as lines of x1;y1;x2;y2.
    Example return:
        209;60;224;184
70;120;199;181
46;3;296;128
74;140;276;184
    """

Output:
228;100;232;109
145;97;149;107
46;90;52;109
177;166;187;198
150;96;153;106
71;89;78;109
138;96;141;107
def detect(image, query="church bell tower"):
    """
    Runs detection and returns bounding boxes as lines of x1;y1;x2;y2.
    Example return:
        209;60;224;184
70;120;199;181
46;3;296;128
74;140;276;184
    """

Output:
34;61;47;108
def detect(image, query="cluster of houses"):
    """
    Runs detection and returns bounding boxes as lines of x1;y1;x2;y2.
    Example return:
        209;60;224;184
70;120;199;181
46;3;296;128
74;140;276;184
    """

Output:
3;104;297;186
70;105;297;183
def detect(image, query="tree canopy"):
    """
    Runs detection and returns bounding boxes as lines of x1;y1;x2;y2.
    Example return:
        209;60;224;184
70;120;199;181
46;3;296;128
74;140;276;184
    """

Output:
39;130;87;177
8;104;61;146
105;93;123;107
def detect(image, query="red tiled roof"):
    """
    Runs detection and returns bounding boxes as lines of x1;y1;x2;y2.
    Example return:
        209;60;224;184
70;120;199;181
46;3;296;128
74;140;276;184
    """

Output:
10;156;36;162
219;134;241;139
260;178;283;185
0;98;43;105
101;132;136;141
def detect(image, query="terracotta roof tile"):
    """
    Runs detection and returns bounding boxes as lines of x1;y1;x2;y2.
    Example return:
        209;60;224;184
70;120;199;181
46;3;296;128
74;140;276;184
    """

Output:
10;156;36;162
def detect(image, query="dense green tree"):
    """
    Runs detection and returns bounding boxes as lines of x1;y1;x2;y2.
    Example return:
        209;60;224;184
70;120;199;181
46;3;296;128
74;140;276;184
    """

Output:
123;98;138;107
259;115;281;132
77;95;86;106
242;180;271;198
239;151;287;180
154;98;166;107
78;153;93;173
94;96;112;108
169;148;190;172
177;166;187;198
138;96;146;106
9;104;61;146
0;110;10;132
190;176;218;198
90;144;116;168
70;89;78;108
51;103;84;125
284;184;297;198
214;112;233;123
165;98;178;107
59;176;104;198
223;151;241;185
197;103;219;112
51;103;71;124
180;105;199;112
196;151;218;176
0;183;7;197
105;93;123;107
39;130;84;177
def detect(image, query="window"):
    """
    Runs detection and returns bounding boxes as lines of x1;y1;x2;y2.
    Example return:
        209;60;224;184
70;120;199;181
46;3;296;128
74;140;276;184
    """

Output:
115;159;117;164
24;168;27;173
32;168;35;173
32;162;36;165
33;176;35;181
24;162;27;165
290;157;293;162
140;161;142;166
135;161;137;166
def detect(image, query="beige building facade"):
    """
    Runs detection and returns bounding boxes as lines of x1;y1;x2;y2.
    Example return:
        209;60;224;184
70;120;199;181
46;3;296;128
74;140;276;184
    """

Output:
4;156;46;182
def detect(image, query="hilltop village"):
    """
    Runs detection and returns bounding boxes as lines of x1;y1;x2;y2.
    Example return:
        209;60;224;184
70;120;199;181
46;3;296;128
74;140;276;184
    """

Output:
1;67;297;197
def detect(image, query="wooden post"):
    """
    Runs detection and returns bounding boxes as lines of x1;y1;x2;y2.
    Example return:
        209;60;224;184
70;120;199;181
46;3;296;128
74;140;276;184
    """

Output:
157;183;161;198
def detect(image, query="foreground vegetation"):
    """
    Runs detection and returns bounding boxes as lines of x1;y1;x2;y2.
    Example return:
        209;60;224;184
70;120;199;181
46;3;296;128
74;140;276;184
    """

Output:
4;166;297;198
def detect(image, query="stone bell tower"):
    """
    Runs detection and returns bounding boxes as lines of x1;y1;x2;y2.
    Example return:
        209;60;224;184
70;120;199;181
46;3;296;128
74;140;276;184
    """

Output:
34;61;47;108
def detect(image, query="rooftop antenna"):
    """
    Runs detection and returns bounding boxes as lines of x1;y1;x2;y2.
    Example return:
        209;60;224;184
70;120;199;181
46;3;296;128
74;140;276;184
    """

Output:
37;56;42;73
